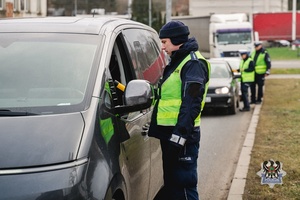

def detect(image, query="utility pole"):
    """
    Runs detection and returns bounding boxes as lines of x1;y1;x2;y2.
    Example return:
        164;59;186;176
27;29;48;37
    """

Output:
166;0;172;23
74;0;77;16
149;0;152;26
292;0;297;50
128;0;132;18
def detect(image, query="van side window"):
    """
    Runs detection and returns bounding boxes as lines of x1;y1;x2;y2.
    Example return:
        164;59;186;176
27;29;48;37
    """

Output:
107;31;164;120
107;35;135;108
122;29;164;85
132;41;147;79
108;49;123;106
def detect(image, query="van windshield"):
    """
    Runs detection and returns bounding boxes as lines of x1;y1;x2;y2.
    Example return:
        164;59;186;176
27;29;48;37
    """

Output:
0;33;100;114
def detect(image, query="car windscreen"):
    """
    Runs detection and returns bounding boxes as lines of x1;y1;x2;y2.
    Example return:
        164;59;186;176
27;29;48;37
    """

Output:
225;60;240;71
0;33;100;115
210;63;231;79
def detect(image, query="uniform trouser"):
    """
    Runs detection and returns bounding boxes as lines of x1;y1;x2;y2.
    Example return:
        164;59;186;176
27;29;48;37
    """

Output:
155;140;199;200
241;82;252;109
251;73;265;102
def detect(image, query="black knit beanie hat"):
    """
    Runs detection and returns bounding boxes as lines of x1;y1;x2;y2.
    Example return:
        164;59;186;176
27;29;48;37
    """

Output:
159;21;190;45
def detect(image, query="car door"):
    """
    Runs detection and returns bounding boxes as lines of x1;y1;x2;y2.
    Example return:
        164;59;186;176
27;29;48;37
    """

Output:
108;33;152;200
121;28;164;199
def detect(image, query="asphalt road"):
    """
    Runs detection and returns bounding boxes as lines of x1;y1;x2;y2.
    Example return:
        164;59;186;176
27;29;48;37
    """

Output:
271;60;299;68
197;108;253;200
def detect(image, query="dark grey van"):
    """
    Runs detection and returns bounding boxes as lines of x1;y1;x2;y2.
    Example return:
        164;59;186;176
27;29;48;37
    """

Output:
0;17;166;200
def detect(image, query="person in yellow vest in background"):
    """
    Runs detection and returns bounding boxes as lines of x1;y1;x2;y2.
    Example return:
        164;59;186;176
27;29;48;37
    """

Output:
148;21;210;200
250;41;271;104
238;50;255;112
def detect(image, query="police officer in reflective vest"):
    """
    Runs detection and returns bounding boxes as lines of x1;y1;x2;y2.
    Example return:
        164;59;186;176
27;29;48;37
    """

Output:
238;50;255;112
149;21;210;200
250;41;271;104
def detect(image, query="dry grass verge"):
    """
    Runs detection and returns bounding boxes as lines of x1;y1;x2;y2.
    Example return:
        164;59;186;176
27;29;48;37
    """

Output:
243;79;300;200
271;68;300;74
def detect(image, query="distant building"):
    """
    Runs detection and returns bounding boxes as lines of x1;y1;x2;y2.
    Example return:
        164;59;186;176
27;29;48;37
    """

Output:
0;0;290;19
189;0;289;16
0;0;47;18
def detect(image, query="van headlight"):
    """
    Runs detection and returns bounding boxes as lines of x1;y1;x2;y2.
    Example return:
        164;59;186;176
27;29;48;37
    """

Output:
215;87;229;94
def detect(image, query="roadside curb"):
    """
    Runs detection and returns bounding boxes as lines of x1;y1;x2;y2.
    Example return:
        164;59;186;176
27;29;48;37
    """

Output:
227;104;262;200
227;75;300;199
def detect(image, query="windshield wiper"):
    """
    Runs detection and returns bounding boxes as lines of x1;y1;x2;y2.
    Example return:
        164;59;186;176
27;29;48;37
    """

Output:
0;109;38;116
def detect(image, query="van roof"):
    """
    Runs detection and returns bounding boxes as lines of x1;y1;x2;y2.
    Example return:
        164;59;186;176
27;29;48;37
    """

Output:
0;17;145;34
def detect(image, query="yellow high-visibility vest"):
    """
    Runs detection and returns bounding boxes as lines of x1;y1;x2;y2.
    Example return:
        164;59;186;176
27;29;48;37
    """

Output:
251;51;267;74
239;58;255;83
157;51;210;127
100;82;115;144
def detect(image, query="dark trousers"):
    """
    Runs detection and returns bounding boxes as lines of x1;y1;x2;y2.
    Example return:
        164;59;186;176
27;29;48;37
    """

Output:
241;82;252;109
155;140;199;200
251;74;265;103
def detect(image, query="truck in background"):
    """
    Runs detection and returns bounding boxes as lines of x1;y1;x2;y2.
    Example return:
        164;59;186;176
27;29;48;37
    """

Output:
172;13;254;58
171;15;211;57
252;12;300;43
209;13;254;58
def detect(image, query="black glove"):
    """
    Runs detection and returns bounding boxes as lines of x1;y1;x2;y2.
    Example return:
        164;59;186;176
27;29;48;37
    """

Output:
153;88;160;100
167;141;182;163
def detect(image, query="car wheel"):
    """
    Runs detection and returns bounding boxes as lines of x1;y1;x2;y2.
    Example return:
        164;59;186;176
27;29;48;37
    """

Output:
228;97;238;115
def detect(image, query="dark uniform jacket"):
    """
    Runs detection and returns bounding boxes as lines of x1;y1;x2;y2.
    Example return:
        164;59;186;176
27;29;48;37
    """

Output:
148;37;209;144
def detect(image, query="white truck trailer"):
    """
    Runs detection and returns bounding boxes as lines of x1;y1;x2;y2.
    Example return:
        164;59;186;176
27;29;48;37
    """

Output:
171;15;211;57
172;13;254;58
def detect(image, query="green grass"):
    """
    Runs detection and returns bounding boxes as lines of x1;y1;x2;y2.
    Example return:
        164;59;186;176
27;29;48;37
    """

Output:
267;47;300;74
271;68;300;74
267;47;300;60
243;79;300;200
242;47;300;199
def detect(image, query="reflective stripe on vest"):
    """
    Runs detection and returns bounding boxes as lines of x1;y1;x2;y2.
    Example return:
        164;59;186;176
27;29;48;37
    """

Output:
100;82;115;144
100;118;114;144
239;58;254;82
251;51;267;74
157;51;210;127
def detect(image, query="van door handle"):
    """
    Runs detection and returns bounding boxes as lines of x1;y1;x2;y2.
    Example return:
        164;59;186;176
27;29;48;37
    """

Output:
141;123;150;136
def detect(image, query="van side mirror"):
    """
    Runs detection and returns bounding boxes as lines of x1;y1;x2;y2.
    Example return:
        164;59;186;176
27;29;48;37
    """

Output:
114;80;154;114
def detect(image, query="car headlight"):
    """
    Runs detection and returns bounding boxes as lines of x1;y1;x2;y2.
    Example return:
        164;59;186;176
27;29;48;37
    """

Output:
215;87;229;94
